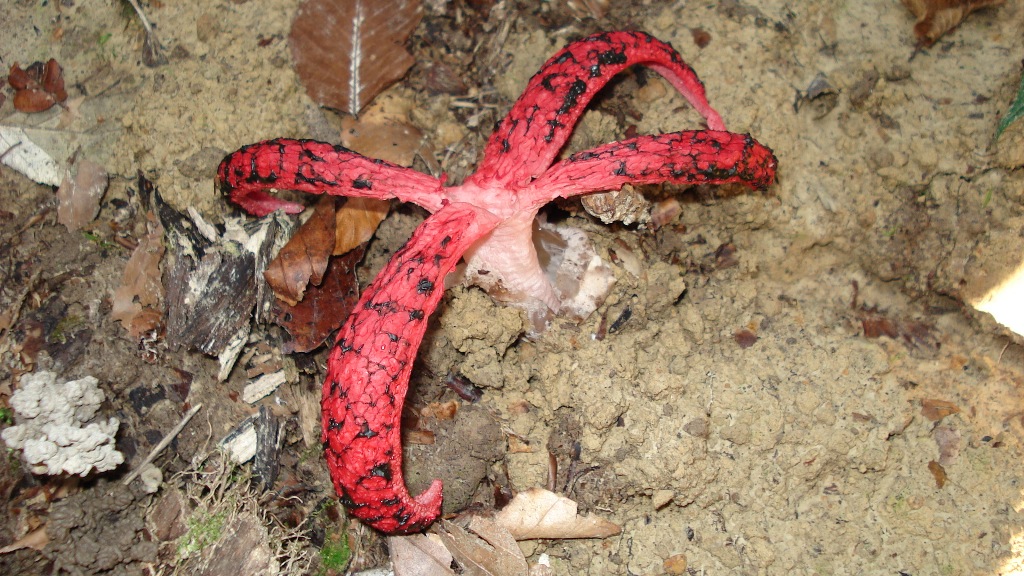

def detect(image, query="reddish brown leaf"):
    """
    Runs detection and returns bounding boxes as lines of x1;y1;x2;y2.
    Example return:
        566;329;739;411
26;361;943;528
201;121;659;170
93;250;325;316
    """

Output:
901;0;1004;47
264;196;336;306
289;0;422;116
272;245;364;353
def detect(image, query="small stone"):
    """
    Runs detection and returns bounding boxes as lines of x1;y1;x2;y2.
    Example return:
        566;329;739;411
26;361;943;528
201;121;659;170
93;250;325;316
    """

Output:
663;553;688;574
652;489;674;510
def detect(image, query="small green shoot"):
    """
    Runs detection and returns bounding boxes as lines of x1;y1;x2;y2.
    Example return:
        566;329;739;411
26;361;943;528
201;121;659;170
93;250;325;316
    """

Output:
982;189;994;208
0;407;13;425
996;72;1024;140
98;32;113;46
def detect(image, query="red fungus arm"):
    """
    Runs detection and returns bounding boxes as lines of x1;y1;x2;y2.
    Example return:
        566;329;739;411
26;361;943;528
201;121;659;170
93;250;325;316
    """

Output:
321;202;498;534
467;31;726;189
218;138;445;216
528;130;777;204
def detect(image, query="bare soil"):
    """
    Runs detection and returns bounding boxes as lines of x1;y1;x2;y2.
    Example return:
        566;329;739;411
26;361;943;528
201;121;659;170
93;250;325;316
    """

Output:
1;1;1023;575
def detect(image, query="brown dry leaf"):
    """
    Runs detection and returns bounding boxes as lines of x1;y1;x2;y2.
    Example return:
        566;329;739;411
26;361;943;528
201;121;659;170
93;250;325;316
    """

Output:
272;245;363;353
264;196;336;306
339;96;426;165
494;488;621;540
57;158;108;231
0;526;49;554
335;197;390;255
388;533;455;576
289;0;423;117
928;460;948;488
436;517;528;576
920;398;961;421
901;0;1004;46
112;217;165;339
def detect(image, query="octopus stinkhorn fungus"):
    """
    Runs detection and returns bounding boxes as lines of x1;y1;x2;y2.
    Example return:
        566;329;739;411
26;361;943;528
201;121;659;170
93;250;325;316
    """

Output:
218;31;777;534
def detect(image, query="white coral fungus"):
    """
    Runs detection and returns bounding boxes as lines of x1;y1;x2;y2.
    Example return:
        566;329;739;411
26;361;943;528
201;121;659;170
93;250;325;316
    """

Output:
1;371;124;476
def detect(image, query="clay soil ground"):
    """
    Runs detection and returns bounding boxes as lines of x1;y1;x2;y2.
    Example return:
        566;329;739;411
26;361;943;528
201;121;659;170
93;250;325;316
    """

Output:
1;0;1024;575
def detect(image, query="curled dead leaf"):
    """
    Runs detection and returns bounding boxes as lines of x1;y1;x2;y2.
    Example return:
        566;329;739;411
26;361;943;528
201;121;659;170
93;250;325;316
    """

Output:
494;487;621;540
271;245;364;353
901;0;1005;47
264;196;336;305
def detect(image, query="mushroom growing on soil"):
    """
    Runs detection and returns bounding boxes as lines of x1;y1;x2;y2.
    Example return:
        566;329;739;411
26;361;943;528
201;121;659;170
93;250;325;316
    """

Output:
219;30;777;534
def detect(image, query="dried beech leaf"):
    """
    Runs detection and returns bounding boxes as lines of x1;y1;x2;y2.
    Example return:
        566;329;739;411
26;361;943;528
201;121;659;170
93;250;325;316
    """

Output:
264;196;336;306
436;518;528;576
289;0;423;116
57;158;108;231
112;217;165;339
335;197;390;255
388;533;456;576
272;245;364;353
494;488;621;540
900;0;1004;46
920;398;960;421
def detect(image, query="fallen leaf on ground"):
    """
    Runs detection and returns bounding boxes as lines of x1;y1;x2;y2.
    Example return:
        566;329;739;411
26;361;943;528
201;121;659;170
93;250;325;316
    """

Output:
436;517;528;576
289;0;423;116
264;196;336;306
339;96;426;166
112;215;165;339
494;488;621;540
272;245;364;353
57;157;108;231
0;526;49;554
928;460;948;488
389;533;455;576
334;197;389;255
900;0;1004;47
920;398;960;421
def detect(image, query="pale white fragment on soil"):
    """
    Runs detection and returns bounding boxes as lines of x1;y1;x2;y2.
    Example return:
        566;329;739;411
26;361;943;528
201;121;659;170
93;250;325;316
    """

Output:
242;371;288;404
0;126;63;186
494;487;621;540
1;371;124;476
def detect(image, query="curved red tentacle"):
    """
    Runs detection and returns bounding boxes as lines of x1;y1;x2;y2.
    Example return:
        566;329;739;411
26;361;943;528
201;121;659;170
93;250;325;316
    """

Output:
321;202;498;534
466;31;725;189
527;130;777;204
217;138;445;216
